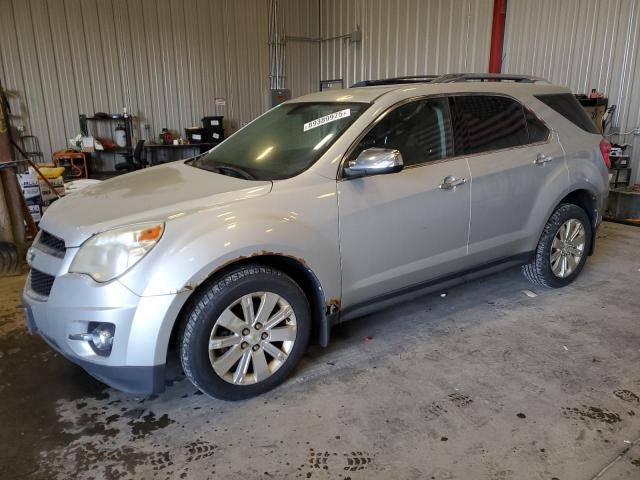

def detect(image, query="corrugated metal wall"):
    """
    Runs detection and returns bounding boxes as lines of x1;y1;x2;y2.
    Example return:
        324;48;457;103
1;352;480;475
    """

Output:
281;0;321;98
0;0;270;162
3;0;639;180
319;0;494;87
503;0;640;183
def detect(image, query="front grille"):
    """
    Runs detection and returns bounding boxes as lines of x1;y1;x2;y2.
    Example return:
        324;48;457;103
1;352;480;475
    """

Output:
29;269;55;297
35;230;66;258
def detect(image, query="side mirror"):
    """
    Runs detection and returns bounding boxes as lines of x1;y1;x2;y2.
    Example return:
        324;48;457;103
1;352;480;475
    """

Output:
343;148;404;178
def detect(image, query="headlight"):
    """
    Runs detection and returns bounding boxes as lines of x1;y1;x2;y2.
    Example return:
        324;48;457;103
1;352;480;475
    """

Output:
69;223;164;282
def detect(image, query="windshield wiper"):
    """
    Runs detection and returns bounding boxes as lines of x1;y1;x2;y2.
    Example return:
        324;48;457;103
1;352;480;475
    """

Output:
194;160;255;180
214;164;254;180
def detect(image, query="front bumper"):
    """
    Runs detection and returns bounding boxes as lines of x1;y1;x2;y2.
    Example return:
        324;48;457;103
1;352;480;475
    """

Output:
25;306;164;393
23;270;184;395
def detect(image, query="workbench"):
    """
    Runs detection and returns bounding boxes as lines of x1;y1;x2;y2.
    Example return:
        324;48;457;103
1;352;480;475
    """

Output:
144;143;218;165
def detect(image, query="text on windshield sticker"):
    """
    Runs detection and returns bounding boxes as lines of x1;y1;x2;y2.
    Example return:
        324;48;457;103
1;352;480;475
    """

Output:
303;109;351;132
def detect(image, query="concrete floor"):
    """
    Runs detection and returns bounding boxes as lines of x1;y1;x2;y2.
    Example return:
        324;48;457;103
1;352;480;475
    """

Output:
1;221;639;480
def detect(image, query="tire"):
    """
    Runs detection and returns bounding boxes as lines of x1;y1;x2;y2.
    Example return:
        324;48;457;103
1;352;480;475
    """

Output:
179;264;311;400
522;203;592;288
0;242;19;276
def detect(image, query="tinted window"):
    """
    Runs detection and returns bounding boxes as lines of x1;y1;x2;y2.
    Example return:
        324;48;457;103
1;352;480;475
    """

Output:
525;109;550;143
353;97;454;167
534;93;599;134
452;95;529;155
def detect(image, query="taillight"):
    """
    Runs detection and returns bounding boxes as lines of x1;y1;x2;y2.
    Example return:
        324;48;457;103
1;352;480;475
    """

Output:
599;138;611;169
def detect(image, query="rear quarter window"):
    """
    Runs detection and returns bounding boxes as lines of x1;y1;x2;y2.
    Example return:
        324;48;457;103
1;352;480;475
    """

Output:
534;93;599;134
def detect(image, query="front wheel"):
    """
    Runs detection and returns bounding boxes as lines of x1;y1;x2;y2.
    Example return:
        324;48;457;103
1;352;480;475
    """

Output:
522;203;592;288
179;265;311;400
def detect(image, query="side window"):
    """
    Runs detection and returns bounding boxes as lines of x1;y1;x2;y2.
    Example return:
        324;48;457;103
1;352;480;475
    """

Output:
534;93;599;134
452;95;529;155
352;97;454;167
524;108;550;143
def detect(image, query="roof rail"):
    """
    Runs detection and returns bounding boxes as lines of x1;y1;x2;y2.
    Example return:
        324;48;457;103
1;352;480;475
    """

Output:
350;75;438;88
350;73;550;88
431;73;550;83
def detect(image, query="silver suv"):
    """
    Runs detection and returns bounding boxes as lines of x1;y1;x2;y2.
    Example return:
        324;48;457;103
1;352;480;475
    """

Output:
23;74;609;400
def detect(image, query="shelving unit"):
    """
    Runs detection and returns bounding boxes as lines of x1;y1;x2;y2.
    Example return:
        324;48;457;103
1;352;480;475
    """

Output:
20;135;44;164
609;146;633;189
79;113;134;175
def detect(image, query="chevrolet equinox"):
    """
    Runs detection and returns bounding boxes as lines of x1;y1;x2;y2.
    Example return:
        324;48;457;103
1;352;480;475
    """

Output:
23;74;609;400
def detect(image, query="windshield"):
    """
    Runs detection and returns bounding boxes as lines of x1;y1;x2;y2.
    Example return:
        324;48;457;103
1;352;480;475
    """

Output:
189;102;368;180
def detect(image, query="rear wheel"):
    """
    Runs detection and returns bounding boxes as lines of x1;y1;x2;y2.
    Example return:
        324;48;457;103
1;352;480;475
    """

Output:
522;203;592;288
179;265;311;400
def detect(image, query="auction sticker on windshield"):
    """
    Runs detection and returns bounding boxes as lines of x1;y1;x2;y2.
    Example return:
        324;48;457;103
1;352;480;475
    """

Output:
303;109;351;132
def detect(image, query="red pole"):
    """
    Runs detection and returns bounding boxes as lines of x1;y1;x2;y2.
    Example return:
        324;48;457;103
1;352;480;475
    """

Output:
488;0;507;73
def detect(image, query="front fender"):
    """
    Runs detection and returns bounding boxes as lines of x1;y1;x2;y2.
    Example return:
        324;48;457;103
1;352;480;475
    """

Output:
118;176;341;304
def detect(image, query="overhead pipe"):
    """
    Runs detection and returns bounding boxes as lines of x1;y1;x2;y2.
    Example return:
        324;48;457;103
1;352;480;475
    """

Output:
488;0;508;73
268;0;285;90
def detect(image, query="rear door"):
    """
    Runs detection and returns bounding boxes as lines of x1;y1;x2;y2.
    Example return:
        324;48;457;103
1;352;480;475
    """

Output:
451;94;567;264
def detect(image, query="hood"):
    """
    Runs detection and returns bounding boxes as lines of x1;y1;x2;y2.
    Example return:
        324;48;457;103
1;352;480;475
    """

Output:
40;162;272;246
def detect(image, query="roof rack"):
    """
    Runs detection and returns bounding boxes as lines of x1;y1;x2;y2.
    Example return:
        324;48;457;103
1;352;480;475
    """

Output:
350;75;439;88
431;73;549;83
350;73;550;88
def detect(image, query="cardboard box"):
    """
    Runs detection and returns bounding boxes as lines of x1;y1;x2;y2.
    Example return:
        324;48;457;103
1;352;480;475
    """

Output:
17;169;65;206
17;173;39;188
21;186;41;200
39;176;65;202
27;204;42;223
17;171;41;201
582;104;606;134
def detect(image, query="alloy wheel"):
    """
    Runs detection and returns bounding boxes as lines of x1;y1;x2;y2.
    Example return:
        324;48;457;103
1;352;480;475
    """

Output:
208;292;297;385
550;218;586;278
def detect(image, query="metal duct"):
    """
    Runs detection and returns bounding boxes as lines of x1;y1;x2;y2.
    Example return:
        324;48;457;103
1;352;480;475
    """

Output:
269;0;286;90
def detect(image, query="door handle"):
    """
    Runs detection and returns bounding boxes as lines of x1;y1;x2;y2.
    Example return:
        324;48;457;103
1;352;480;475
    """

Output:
439;176;467;190
534;153;553;165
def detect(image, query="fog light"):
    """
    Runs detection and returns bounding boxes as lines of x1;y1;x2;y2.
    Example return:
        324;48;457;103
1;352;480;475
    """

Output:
90;322;115;355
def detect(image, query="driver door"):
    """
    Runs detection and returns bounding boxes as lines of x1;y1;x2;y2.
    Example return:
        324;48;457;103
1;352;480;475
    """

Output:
338;97;473;308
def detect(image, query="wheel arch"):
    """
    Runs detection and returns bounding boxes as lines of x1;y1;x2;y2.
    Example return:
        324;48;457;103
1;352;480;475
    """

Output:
557;188;599;254
167;254;334;364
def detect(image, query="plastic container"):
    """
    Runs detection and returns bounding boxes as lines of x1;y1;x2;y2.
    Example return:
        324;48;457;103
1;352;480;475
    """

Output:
201;116;224;129
185;127;206;144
